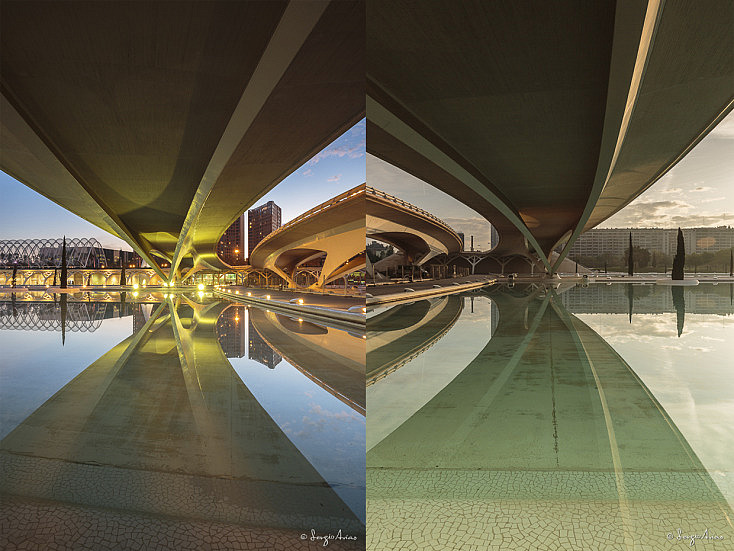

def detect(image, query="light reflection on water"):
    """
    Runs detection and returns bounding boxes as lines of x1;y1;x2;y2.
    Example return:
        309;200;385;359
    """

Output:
0;292;365;532
367;283;734;550
572;284;734;509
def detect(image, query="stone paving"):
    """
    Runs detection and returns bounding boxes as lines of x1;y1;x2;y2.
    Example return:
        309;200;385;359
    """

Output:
367;469;733;551
1;494;364;550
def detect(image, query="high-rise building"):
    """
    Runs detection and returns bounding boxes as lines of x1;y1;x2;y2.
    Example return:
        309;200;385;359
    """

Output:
248;201;281;259
216;214;245;266
216;305;247;358
248;318;281;369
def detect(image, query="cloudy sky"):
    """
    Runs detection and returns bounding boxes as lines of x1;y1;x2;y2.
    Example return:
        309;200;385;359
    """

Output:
367;111;734;247
600;111;734;228
0;119;365;251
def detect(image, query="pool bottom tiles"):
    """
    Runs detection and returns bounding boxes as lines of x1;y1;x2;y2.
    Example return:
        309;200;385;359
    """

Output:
366;284;734;550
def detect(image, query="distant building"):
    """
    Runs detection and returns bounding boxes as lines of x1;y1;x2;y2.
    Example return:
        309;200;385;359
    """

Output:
457;232;465;251
217;214;246;265
566;226;734;257
102;248;142;268
248;318;281;369
216;305;247;358
366;241;393;262
132;304;148;336
248;201;282;259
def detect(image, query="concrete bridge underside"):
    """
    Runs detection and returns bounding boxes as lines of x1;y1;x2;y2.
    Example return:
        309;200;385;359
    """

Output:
1;1;364;282
367;0;734;273
249;186;366;290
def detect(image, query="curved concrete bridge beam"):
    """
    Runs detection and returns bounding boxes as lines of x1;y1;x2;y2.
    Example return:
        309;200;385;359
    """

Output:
1;2;365;281
367;1;734;271
250;185;366;290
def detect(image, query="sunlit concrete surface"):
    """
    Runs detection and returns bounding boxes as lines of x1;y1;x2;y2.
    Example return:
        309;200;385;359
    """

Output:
367;1;734;272
366;187;462;268
0;1;364;280
0;296;364;547
249;185;366;290
367;285;734;550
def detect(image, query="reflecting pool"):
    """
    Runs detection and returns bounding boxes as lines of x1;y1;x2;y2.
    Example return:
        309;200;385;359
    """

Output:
367;283;734;551
0;291;365;548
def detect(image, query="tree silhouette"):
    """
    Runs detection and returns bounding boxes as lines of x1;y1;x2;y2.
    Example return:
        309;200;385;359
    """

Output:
60;236;68;289
60;293;67;346
11;263;17;288
53;268;57;287
729;248;733;278
120;262;127;286
671;286;685;337
627;232;634;276
672;228;685;280
625;283;634;323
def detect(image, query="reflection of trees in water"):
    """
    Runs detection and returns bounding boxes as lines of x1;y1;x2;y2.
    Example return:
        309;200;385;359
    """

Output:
60;294;67;345
671;286;685;337
562;283;734;315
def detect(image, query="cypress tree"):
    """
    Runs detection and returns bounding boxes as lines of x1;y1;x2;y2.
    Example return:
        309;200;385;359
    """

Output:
672;228;685;280
672;286;685;337
627;232;634;276
626;283;634;324
12;263;17;288
60;236;68;289
729;248;733;278
53;268;58;287
60;293;67;346
120;262;127;286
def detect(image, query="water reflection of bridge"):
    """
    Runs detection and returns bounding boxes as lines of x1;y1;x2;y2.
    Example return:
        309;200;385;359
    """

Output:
367;285;733;550
0;298;362;535
218;304;365;414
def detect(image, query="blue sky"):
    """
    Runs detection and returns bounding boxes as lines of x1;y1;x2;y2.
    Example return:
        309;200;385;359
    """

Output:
0;119;365;251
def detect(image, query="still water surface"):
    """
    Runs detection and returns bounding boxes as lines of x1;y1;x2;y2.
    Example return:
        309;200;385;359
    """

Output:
0;291;365;537
367;283;734;550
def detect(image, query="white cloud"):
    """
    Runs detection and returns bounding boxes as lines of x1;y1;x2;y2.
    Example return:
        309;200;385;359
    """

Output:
327;174;342;183
309;143;365;165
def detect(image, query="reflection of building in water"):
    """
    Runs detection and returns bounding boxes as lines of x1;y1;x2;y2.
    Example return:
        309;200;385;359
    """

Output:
248;318;281;369
561;283;734;315
0;301;128;332
465;295;499;336
132;304;154;335
216;306;247;358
